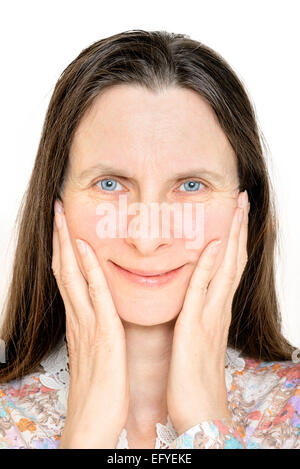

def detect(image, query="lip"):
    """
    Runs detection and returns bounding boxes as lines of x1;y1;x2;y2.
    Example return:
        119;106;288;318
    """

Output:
110;261;185;287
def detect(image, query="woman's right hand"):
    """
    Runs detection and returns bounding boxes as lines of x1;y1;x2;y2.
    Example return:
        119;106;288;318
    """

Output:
51;199;129;449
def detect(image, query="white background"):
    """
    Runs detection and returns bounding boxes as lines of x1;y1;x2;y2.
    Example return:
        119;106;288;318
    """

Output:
0;0;299;348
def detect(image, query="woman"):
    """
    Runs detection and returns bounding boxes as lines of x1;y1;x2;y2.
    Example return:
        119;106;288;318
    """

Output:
0;29;299;449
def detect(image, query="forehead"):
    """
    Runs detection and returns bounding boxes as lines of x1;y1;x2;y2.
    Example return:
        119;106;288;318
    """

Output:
69;84;237;176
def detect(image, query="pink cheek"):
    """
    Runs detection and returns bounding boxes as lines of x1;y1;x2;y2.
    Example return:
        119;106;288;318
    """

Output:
180;203;234;250
66;209;106;249
204;204;234;248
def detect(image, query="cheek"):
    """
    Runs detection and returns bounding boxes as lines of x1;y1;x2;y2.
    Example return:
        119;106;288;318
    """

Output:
64;202;118;272
204;204;234;243
203;201;235;269
66;206;99;245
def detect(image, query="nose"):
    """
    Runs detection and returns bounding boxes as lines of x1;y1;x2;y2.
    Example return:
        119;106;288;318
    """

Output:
124;200;174;255
125;234;172;256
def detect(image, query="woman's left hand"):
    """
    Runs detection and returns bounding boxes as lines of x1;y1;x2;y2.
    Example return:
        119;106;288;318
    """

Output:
167;190;249;435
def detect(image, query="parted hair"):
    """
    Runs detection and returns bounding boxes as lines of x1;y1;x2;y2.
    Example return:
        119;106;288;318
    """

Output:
0;29;297;383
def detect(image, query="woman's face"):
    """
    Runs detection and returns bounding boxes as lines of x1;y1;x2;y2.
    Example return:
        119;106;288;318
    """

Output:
62;85;240;326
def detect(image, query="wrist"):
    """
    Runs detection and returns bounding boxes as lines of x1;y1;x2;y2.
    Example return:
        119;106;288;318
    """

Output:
59;430;119;449
59;418;121;449
174;409;233;436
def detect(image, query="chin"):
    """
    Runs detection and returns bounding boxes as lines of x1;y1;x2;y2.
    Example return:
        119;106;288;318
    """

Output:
100;259;192;326
110;296;183;327
120;315;179;327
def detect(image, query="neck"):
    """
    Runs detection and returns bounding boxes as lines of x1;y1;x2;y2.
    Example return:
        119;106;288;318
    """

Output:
122;317;176;430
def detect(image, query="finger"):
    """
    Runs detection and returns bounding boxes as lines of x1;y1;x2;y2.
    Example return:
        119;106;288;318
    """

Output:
179;238;222;323
52;218;74;314
223;198;250;315
53;201;94;317
75;239;119;329
230;194;249;297
205;195;244;312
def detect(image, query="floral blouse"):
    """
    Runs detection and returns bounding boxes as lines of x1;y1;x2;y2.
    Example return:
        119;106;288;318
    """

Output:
0;335;299;449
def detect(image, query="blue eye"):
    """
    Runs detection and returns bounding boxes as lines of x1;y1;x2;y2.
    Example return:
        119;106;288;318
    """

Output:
178;181;205;192
97;178;123;192
95;178;206;194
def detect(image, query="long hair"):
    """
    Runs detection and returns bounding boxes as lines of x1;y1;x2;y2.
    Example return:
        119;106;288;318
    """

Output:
0;29;296;383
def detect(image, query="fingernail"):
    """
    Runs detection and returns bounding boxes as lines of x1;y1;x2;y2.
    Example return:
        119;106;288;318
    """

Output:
54;199;63;213
55;213;63;229
210;239;222;254
76;239;86;255
238;191;247;208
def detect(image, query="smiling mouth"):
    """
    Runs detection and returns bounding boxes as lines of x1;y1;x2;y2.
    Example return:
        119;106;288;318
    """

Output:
111;262;181;276
109;261;185;286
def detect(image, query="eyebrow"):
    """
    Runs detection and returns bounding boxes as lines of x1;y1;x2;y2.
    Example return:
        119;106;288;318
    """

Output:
78;162;224;184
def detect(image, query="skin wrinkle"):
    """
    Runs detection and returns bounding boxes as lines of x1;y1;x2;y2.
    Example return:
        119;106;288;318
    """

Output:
61;84;240;446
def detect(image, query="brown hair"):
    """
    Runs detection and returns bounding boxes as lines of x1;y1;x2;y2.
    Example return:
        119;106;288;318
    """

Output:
0;29;296;383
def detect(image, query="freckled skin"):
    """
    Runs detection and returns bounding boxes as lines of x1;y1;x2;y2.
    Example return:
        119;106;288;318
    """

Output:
62;85;240;326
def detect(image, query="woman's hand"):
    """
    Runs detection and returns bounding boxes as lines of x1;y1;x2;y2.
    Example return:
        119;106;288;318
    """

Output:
167;190;249;435
52;200;129;448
